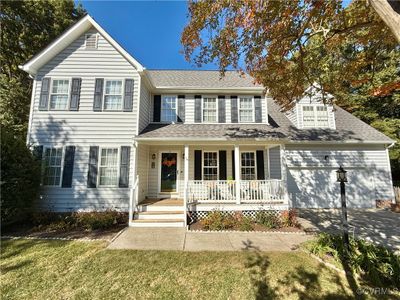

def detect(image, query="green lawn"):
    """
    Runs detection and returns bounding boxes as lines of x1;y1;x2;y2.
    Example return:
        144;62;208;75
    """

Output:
0;239;393;299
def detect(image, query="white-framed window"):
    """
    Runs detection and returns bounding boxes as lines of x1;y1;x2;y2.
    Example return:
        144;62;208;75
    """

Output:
302;105;329;128
43;147;63;186
161;95;177;122
50;79;70;110
202;97;217;123
239;97;254;122
104;80;123;111
99;148;119;187
203;151;218;180
241;152;256;180
85;33;98;49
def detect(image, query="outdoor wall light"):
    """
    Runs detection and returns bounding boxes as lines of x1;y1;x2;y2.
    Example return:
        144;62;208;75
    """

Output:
324;155;329;161
152;153;156;160
336;166;347;183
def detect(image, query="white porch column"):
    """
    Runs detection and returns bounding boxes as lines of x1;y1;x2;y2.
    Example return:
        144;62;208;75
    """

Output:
129;141;138;222
183;145;189;226
234;145;241;204
280;144;290;204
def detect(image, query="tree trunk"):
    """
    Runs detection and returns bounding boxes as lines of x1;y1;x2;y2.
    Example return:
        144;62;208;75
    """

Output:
369;0;400;42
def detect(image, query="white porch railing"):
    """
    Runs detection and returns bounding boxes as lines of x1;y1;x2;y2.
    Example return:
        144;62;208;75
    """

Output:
129;175;139;221
187;179;286;204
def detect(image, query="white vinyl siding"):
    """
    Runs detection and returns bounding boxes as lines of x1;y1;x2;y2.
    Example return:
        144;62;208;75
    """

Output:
99;148;119;187
43;147;63;186
50;79;70;110
202;97;217;123
203;151;218;180
241;152;256;180
161;95;177;122
239;97;254;122
104;80;123;111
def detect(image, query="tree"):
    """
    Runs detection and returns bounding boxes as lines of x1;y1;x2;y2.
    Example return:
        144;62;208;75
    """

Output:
0;0;86;136
182;0;399;178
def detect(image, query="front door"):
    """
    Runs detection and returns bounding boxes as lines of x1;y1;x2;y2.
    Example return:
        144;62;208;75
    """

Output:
160;152;178;193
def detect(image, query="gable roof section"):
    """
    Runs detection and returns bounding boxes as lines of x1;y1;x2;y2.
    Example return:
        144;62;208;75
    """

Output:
19;15;144;75
146;70;264;92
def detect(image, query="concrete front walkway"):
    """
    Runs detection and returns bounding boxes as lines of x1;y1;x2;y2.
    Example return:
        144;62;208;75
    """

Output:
107;228;313;251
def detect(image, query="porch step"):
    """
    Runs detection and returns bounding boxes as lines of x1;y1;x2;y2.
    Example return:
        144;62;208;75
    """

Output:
129;219;184;228
134;211;185;220
138;205;184;212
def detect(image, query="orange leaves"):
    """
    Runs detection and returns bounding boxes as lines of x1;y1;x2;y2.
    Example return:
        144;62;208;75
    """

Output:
371;81;400;97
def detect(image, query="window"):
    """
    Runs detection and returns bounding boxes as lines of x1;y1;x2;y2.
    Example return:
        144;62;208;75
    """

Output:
99;148;119;186
161;96;177;122
50;79;69;110
302;105;329;128
202;98;217;123
203;152;218;180
241;152;256;180
239;97;254;122
43;148;63;186
104;80;123;110
85;33;98;49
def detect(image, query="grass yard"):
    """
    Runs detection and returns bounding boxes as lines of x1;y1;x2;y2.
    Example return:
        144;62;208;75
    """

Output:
0;239;396;299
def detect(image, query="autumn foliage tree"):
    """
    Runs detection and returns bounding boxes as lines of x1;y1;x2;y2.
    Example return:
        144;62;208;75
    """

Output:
182;0;399;179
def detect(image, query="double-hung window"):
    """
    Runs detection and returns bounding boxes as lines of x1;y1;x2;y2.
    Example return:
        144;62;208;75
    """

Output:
50;79;70;110
239;97;254;122
161;96;177;122
202;98;217;123
203;152;218;180
104;80;123;110
302;105;329;128
241;152;256;180
43;147;63;186
99;148;119;186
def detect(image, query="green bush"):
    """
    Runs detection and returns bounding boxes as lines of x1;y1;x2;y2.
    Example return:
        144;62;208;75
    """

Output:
202;211;235;231
255;211;280;229
305;233;400;288
74;210;126;230
238;216;254;231
280;209;299;227
1;129;41;225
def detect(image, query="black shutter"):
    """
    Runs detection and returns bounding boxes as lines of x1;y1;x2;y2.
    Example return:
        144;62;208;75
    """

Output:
87;146;99;188
256;150;265;180
194;150;202;180
123;79;134;112
231;150;235;180
254;96;262;123
231;96;238;123
119;146;131;187
194;95;202;123
218;96;226;123
39;78;50;111
69;78;81;111
32;145;43;161
219;150;227;180
62;146;75;188
177;95;185;122
153;95;161;122
93;78;104;111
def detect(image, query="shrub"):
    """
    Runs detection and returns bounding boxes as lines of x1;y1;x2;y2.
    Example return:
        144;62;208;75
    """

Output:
255;211;280;229
75;210;125;230
202;211;235;231
238;216;254;231
280;209;298;227
305;233;400;288
1;129;41;225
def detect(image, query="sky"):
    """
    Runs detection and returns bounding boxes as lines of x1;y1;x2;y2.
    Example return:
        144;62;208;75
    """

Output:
78;0;219;70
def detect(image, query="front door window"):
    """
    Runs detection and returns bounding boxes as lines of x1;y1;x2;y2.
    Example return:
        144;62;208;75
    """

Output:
160;153;177;192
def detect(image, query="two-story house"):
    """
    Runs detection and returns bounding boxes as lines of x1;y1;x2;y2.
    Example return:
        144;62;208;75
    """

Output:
20;15;395;227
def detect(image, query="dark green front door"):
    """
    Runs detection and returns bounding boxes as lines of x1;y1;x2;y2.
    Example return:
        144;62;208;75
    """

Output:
160;152;177;192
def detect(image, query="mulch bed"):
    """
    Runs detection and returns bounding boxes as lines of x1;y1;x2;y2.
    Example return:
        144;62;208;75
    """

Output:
2;223;126;241
189;220;304;232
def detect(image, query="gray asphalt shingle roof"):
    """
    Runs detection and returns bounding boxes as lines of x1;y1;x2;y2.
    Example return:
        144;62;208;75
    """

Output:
138;98;393;143
146;70;262;89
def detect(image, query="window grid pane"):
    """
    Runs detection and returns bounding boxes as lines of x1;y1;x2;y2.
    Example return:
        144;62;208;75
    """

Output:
104;80;123;110
302;106;315;127
161;96;177;122
203;152;218;180
43;148;63;186
241;152;256;180
203;98;217;123
50;80;69;110
239;97;253;122
316;106;328;127
99;148;119;186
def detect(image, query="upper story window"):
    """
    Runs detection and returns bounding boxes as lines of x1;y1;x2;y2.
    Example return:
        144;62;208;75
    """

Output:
85;33;98;49
99;148;119;186
104;80;123;111
50;79;70;110
203;151;218;180
202;97;217;123
302;105;329;128
241;152;256;180
43;147;63;186
161;96;177;122
239;97;254;122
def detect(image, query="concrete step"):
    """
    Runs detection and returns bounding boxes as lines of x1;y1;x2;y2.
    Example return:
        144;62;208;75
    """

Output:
138;205;184;212
129;219;185;228
134;211;185;220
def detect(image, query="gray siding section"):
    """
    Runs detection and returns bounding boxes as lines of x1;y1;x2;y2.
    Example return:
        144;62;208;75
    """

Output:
29;27;140;211
269;146;282;179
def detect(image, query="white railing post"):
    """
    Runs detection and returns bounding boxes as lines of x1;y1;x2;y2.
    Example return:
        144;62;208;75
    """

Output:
280;144;290;205
234;145;241;204
129;175;139;223
183;145;189;227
